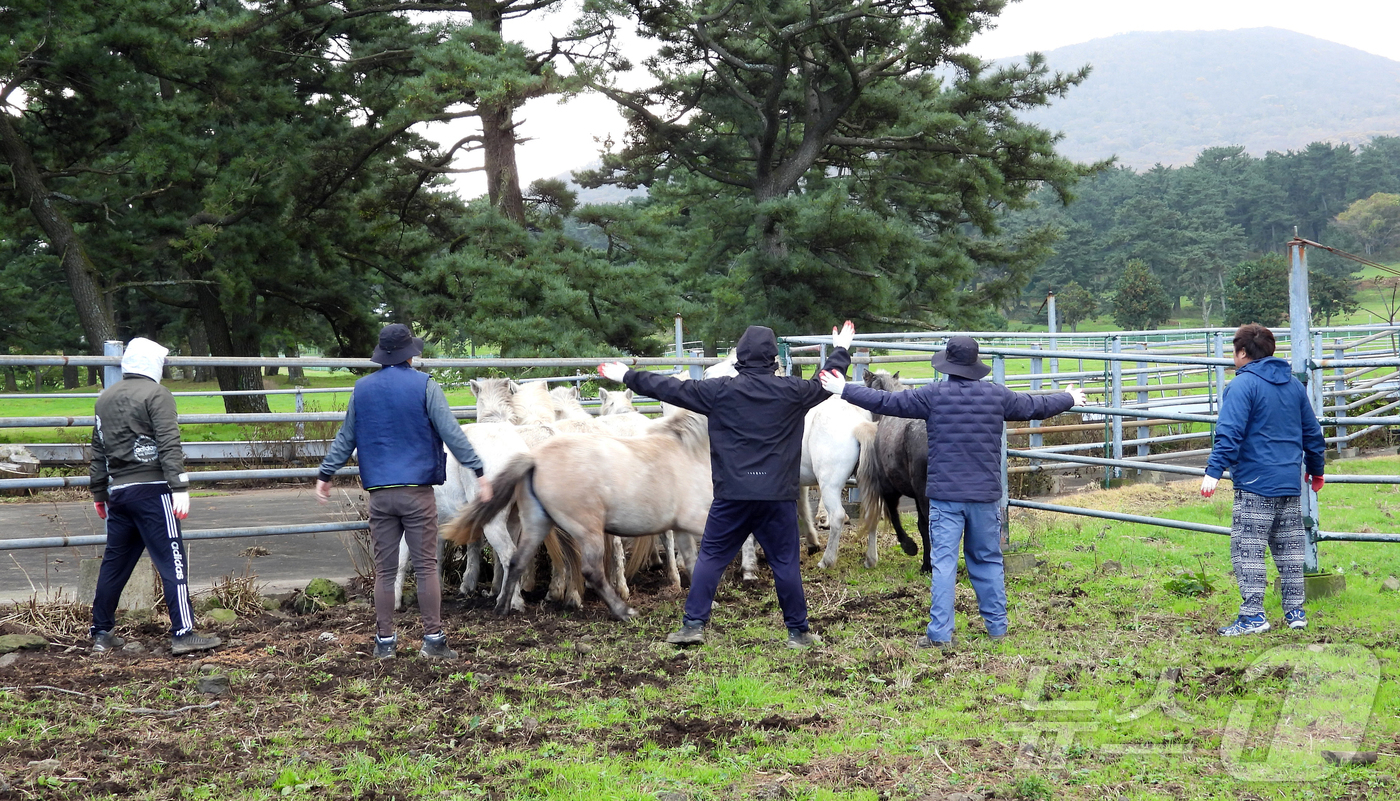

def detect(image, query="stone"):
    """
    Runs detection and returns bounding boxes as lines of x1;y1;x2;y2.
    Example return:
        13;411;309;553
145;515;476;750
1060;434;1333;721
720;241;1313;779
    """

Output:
26;759;60;776
0;633;48;654
1321;750;1377;765
197;675;231;696
199;663;219;674
207;608;238;625
943;794;983;801
122;641;146;654
574;640;594;656
656;793;689;801
1304;572;1347;600
318;632;337;642
1380;576;1400;593
1002;551;1038;575
1101;560;1123;575
79;555;159;611
304;578;347;607
0;652;20;668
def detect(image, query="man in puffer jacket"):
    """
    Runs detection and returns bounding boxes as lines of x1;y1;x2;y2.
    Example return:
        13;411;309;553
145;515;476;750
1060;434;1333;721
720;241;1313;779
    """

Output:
598;322;853;650
1202;323;1325;636
820;335;1085;651
89;338;221;655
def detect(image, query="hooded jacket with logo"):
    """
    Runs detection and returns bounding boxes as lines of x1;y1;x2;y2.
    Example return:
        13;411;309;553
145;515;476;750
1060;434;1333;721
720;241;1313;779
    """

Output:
90;374;188;502
1205;356;1325;497
622;326;851;500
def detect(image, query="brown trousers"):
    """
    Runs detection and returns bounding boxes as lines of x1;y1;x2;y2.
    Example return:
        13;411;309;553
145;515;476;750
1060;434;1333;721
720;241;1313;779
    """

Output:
369;486;441;637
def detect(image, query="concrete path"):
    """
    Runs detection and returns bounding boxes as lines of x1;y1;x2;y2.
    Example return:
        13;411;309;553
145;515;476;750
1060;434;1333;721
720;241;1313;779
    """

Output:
0;487;367;602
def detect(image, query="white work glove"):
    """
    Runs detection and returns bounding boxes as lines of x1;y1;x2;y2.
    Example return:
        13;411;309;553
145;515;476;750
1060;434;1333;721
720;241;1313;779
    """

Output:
1066;383;1087;406
1200;475;1218;498
598;362;630;382
819;370;847;396
315;479;332;505
171;491;190;520
831;320;855;351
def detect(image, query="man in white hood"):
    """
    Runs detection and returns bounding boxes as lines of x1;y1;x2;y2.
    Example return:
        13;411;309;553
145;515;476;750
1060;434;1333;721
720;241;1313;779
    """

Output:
89;337;221;655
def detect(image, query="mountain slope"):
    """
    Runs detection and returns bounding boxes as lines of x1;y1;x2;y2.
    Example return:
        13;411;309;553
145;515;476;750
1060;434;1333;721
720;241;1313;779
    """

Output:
1013;28;1400;167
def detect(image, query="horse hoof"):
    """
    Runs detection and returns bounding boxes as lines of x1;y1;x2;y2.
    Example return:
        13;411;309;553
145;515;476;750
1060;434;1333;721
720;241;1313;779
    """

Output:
806;544;822;556
817;557;835;570
920;564;932;574
899;540;919;556
864;557;878;569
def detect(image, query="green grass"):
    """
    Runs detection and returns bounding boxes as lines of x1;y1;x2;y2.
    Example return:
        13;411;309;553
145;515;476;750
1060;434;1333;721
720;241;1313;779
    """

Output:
3;460;1399;799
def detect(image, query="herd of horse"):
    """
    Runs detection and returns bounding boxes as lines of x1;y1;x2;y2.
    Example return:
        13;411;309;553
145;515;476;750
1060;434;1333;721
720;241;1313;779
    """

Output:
388;362;936;621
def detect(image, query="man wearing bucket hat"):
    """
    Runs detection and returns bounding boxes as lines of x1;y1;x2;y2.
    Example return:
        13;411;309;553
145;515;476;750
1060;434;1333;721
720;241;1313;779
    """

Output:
316;323;489;660
819;334;1086;650
89;337;222;655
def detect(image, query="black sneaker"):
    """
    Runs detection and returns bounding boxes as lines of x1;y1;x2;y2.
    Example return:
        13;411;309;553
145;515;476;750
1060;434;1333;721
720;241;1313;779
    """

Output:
665;621;705;646
419;633;458;660
915;635;954;652
786;630;823;650
171;632;222;655
374;634;397;660
92;631;125;652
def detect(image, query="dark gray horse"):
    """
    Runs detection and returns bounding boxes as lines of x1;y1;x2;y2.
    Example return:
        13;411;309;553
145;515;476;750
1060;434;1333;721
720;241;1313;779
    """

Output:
854;371;929;571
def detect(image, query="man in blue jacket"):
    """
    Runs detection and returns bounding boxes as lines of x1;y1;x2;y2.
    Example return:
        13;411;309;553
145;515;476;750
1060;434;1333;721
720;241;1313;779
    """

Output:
316;324;490;660
598;322;853;649
1201;323;1325;636
820;336;1084;650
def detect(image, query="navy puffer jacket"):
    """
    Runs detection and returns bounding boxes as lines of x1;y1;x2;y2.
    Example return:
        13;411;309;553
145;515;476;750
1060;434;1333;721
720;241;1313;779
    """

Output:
623;326;850;500
842;377;1075;503
1204;357;1325;497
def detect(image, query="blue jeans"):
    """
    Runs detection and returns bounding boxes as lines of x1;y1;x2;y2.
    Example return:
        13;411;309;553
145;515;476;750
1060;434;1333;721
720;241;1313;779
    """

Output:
926;499;1006;642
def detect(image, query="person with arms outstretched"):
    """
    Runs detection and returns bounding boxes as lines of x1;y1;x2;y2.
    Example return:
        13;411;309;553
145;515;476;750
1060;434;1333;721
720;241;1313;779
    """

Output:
598;322;854;649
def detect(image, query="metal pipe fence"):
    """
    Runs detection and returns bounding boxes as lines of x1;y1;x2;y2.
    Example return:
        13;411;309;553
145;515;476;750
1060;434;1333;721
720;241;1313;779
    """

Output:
4;313;1400;557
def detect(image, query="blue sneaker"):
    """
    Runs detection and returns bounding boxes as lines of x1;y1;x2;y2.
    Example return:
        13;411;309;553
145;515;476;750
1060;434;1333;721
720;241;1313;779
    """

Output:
1219;614;1270;636
1284;609;1307;630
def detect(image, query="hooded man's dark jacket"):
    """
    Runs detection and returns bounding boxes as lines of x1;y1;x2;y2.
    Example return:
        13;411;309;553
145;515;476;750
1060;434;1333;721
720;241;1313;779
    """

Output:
622;326;850;500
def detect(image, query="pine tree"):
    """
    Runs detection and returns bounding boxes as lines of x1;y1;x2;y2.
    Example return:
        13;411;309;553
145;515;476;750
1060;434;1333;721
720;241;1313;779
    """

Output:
1112;260;1172;330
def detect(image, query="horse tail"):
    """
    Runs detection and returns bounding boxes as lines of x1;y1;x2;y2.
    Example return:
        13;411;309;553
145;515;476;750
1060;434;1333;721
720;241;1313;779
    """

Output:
441;453;533;545
543;528;583;597
855;423;885;539
625;534;658;578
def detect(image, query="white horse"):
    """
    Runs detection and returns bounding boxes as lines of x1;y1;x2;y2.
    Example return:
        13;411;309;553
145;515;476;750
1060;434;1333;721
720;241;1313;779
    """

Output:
443;411;709;620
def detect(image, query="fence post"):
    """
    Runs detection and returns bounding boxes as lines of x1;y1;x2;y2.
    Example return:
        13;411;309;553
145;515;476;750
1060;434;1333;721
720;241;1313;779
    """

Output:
1289;239;1321;574
994;355;1009;544
293;386;305;442
689;348;704;380
1136;343;1150;459
673;313;684;361
1046;292;1059;389
1213;332;1226;415
853;348;868;382
1029;345;1043;452
1334;338;1347;447
1110;336;1123;480
102;340;124;388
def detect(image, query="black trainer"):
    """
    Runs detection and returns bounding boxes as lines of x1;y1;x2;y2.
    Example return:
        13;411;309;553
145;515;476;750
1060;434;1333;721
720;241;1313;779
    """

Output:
419;633;458;660
374;634;397;660
786;630;823;650
91;631;126;652
915;635;954;652
665;621;705;646
171;632;222;655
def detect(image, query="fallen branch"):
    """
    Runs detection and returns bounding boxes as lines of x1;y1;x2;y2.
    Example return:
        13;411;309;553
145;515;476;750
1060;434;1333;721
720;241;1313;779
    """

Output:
111;701;221;716
0;685;92;698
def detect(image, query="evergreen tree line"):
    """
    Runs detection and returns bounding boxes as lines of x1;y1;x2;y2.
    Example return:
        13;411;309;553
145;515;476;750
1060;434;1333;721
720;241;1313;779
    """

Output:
1;0;1095;411
1008;139;1400;329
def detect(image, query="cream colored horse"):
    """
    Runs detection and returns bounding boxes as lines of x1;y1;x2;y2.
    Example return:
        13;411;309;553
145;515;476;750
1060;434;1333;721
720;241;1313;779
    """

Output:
443;411;709;620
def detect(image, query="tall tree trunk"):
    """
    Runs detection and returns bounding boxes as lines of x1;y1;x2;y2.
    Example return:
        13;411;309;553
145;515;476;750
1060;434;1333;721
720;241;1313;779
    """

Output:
3;367;17;392
86;366;98;386
286;345;305;383
480;102;526;225
187;324;214;383
0;113;114;352
63;363;79;389
187;272;270;414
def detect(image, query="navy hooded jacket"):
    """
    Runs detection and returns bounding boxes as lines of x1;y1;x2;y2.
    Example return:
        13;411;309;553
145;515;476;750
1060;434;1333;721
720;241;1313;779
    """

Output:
1205;357;1325;497
622;326;850;501
841;377;1075;503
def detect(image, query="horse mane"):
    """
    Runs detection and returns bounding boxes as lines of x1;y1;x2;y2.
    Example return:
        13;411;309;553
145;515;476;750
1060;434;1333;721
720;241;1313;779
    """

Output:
512;380;556;425
651;409;709;457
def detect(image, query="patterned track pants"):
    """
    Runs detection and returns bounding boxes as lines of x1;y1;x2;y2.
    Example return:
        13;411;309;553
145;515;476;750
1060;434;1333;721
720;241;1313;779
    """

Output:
1230;489;1306;617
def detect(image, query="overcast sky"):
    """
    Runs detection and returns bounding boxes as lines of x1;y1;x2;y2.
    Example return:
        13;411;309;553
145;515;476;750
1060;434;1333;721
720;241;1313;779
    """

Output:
440;0;1400;198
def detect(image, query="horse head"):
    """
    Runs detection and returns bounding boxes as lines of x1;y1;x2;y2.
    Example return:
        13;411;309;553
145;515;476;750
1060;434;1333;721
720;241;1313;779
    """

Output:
865;370;903;392
598;387;635;416
470;378;518;424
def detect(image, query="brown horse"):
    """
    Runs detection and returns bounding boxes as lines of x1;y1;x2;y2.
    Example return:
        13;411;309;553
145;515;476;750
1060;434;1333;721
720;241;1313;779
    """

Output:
442;411;709;619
